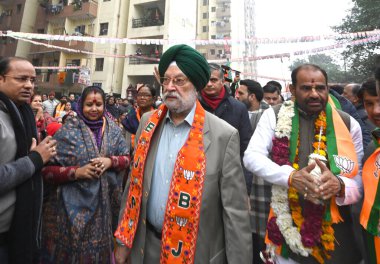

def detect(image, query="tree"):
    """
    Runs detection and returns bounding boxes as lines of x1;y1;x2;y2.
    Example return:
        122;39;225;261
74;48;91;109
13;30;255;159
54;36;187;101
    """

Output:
333;0;380;83
289;54;349;83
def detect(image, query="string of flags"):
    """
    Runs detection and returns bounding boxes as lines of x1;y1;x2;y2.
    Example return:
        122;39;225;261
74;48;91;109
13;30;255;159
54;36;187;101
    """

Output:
2;29;380;45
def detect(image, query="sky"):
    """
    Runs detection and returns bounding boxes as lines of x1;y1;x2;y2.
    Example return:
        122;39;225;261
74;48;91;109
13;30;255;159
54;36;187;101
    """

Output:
253;0;354;86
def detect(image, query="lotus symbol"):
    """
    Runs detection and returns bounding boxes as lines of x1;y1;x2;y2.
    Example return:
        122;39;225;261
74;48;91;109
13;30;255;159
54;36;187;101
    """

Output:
333;155;354;174
128;219;134;229
374;154;380;178
175;216;188;231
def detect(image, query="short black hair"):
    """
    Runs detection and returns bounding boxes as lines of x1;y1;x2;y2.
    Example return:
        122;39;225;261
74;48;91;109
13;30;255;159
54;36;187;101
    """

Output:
291;64;328;86
266;80;282;91
81;86;106;109
240;79;263;101
358;78;377;100
0;57;31;75
263;84;280;94
137;84;156;97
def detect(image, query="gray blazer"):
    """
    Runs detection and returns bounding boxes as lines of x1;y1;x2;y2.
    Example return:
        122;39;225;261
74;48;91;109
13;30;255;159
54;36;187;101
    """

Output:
119;108;252;264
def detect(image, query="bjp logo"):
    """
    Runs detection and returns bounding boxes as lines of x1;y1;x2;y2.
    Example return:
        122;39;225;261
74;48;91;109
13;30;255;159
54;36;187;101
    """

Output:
333;155;355;174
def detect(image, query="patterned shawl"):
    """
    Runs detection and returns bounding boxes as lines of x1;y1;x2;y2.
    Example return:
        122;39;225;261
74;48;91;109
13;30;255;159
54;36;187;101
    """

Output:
52;115;128;237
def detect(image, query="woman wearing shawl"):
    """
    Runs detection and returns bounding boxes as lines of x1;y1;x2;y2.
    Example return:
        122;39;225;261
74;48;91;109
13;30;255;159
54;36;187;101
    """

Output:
39;86;130;263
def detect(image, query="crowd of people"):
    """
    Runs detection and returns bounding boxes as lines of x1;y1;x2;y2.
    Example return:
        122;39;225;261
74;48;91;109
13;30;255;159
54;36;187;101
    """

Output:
1;47;380;264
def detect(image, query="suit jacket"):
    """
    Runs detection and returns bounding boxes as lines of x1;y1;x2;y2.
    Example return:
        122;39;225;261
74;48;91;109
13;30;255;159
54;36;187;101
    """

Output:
119;107;252;264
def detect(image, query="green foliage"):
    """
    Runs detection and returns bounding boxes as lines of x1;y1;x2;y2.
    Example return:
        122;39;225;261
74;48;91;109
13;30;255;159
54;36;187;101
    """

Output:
333;0;380;82
289;54;349;83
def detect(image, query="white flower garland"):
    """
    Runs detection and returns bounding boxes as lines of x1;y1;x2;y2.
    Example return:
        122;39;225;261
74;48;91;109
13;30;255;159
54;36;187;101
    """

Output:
271;100;312;256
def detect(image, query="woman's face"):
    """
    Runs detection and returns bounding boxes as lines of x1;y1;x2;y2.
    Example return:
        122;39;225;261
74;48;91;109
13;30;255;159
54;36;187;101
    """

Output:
136;86;154;109
82;92;104;121
31;95;42;109
65;102;71;111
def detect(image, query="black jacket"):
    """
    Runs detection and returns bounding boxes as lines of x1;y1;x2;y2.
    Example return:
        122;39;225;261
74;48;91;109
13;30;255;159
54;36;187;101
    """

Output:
199;88;253;157
199;88;253;194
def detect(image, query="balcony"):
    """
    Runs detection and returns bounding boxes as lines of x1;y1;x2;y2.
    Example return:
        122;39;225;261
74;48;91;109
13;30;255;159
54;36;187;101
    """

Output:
129;53;161;65
30;40;94;54
132;18;163;28
46;0;98;22
216;7;230;17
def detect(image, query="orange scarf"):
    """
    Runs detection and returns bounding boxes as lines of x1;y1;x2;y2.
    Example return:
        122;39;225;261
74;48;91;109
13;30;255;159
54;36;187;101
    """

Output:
115;101;206;264
54;103;65;118
131;107;155;150
360;138;380;233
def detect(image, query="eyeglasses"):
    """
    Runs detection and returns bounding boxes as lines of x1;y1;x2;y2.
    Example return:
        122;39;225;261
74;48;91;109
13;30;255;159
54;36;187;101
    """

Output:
160;77;188;86
3;75;37;84
137;93;152;98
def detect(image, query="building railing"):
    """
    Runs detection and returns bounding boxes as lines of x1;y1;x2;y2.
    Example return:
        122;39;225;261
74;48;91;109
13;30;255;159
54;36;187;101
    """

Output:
129;54;161;65
132;18;164;28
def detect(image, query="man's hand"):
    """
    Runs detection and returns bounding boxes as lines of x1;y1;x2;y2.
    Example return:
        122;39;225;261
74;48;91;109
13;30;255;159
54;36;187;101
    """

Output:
114;244;131;264
316;159;342;200
290;162;320;204
30;136;57;164
153;66;161;84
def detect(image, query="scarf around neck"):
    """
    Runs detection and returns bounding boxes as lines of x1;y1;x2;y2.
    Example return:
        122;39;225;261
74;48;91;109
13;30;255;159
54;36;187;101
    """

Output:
115;100;207;264
200;86;225;110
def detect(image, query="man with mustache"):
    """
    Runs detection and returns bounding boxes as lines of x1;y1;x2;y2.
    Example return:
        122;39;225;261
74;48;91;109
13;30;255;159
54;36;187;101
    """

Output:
244;64;363;263
114;44;252;264
199;63;253;195
0;57;57;263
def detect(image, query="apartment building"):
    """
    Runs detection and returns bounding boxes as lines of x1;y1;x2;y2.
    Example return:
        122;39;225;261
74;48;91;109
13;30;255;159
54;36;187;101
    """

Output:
196;0;247;76
121;0;197;98
0;0;39;58
29;0;129;96
0;0;255;96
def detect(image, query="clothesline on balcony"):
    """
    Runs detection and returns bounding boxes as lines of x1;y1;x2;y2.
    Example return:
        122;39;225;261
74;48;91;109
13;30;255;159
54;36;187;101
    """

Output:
2;30;380;45
10;34;380;65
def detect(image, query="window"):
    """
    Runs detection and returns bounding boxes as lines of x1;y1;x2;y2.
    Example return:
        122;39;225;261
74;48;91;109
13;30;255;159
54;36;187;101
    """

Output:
17;4;22;14
202;12;208;19
210;49;215;55
218;50;223;54
72;59;81;66
95;58;104;71
93;82;102;88
75;25;85;35
202;26;208;33
37;28;45;34
203;0;208;5
99;23;108;35
211;35;216;39
211;7;216;12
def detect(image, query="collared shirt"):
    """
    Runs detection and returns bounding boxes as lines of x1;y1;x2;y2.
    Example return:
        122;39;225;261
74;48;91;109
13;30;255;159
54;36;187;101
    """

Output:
147;103;196;231
244;107;363;206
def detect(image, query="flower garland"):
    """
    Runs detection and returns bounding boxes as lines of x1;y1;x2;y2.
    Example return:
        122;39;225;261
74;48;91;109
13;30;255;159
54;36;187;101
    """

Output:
266;101;334;264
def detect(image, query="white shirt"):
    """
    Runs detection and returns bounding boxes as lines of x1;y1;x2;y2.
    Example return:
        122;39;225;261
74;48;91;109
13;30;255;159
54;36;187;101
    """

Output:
243;107;363;206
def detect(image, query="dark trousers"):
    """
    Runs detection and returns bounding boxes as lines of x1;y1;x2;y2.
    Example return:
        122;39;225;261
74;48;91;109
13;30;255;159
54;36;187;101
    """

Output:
252;233;266;264
0;245;9;264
